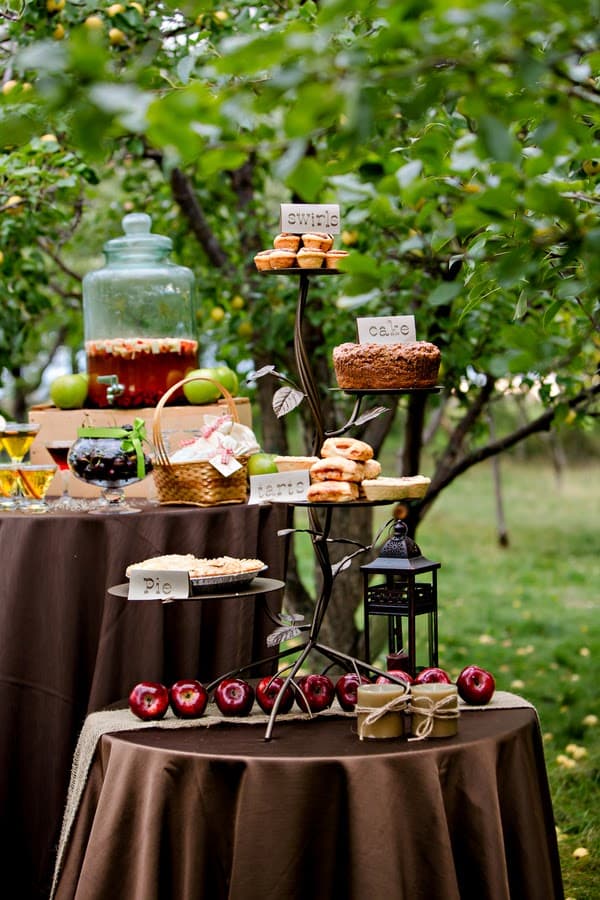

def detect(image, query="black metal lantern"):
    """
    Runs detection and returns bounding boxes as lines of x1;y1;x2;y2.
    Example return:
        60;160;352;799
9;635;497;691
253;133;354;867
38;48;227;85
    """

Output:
361;519;440;678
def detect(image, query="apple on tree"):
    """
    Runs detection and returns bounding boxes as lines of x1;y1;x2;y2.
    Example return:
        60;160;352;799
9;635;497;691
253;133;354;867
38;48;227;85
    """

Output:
255;674;294;714
335;672;371;711
456;665;496;705
414;667;452;685
214;677;255;716
128;681;169;721
169;679;208;718
296;673;335;713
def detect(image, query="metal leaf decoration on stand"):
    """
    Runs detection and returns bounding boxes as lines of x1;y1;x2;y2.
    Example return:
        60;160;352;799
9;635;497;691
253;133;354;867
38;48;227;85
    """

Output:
273;386;306;417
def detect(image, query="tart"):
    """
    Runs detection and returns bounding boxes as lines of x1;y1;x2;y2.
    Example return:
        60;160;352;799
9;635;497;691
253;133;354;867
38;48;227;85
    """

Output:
273;233;301;251
269;249;297;269
359;475;431;501
254;250;276;271
301;232;334;251
325;249;349;269
297;247;325;268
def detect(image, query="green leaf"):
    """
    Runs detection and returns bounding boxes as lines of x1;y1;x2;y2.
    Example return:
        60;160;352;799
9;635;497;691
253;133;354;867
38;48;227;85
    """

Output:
477;115;518;163
285;157;324;201
524;183;576;224
427;282;462;307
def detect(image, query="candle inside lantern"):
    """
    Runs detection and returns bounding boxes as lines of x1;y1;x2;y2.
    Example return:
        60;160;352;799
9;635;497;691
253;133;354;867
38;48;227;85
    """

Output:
356;683;409;740
410;683;459;739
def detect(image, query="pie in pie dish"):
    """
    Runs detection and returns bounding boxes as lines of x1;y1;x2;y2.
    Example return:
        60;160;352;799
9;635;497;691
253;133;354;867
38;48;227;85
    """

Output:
126;554;265;579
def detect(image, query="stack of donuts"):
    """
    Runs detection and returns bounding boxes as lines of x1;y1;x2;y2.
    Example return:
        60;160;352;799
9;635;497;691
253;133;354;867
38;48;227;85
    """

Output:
306;437;381;503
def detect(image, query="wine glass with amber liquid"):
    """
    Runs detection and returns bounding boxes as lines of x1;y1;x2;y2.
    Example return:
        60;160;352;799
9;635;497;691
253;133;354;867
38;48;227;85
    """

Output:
0;463;21;510
18;464;58;513
0;422;40;507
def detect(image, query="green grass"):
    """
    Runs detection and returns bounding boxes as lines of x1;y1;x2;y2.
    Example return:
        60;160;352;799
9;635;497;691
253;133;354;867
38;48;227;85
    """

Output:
295;459;599;899
412;460;600;900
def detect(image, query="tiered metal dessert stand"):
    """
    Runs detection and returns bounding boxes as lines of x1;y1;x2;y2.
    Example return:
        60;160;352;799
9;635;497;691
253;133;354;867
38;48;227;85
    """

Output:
115;266;441;740
250;267;440;738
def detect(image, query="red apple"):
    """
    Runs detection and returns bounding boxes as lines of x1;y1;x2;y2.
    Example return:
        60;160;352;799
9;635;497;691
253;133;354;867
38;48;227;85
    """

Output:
296;673;335;713
457;665;496;705
128;681;169;721
214;677;255;716
335;672;371;711
169;679;208;718
414;667;452;685
375;669;414;687
256;674;294;714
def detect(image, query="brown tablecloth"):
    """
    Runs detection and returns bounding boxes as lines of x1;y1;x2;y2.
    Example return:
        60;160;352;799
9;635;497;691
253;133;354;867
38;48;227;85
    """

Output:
53;708;563;900
0;502;290;900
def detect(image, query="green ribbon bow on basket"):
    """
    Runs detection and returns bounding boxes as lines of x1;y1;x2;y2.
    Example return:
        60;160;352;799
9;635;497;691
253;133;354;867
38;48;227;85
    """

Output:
76;418;149;479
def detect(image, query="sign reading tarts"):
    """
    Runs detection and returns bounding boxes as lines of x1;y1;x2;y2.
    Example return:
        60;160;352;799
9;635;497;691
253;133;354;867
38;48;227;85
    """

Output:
357;315;416;345
280;203;340;235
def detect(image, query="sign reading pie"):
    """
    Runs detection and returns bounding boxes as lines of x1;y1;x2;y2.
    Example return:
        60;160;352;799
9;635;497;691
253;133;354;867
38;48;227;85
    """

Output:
356;315;416;345
248;470;310;504
128;569;191;601
280;203;340;235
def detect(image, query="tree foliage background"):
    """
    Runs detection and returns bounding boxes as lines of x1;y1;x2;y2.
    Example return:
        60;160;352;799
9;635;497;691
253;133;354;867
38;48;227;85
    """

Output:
1;0;599;648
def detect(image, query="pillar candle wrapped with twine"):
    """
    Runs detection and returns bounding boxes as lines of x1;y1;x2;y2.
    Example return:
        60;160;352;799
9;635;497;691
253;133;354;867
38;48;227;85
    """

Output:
356;684;411;740
409;683;460;740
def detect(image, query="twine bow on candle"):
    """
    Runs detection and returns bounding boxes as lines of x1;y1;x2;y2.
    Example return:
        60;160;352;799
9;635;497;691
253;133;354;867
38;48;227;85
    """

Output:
356;693;411;740
407;694;460;742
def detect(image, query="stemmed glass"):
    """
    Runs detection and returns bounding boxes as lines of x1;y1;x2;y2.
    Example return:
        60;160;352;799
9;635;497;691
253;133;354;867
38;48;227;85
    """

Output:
44;441;87;511
0;463;21;510
17;464;58;513
0;422;41;507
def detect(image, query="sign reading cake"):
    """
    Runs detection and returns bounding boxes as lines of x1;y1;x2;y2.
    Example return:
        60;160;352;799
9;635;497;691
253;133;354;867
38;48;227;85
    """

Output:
279;203;340;234
356;315;416;345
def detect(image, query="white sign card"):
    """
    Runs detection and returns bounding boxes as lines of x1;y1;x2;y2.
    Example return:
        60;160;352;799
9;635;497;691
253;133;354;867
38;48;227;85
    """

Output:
280;203;340;234
248;470;310;505
356;315;416;345
128;569;191;601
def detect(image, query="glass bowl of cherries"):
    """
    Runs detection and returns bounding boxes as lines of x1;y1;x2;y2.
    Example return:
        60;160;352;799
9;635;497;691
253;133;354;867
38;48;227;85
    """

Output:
68;420;153;514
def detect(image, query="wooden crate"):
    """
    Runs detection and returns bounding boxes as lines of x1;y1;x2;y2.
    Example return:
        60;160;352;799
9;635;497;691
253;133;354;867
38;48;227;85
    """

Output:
28;399;253;498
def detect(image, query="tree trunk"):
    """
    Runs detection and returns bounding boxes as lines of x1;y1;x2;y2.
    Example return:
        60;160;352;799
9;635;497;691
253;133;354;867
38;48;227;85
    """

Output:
315;504;377;667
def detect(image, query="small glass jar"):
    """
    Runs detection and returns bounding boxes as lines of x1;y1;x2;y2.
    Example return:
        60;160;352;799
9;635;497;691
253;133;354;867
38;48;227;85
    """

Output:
83;213;198;408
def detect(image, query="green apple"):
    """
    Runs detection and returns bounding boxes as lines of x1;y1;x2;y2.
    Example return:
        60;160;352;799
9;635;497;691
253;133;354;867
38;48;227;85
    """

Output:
211;364;239;395
247;452;278;476
183;368;222;404
49;373;88;409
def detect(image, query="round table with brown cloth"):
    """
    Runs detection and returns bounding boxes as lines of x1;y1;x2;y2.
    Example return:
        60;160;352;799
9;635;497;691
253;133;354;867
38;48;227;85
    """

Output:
0;501;290;900
53;708;563;900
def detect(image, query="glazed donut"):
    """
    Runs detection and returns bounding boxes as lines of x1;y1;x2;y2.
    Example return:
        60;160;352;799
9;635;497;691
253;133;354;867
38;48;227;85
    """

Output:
307;480;359;503
310;456;365;484
363;458;382;479
320;437;374;462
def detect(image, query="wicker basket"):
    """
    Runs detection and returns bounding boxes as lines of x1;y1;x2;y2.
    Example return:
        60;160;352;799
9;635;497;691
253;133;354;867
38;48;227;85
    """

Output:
152;375;248;507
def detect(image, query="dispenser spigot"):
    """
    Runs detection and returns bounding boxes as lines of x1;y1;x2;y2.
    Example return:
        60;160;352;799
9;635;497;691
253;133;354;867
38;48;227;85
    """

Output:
97;374;125;406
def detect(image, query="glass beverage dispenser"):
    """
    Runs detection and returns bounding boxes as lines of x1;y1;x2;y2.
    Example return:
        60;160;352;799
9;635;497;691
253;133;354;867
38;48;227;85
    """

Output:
83;213;198;408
